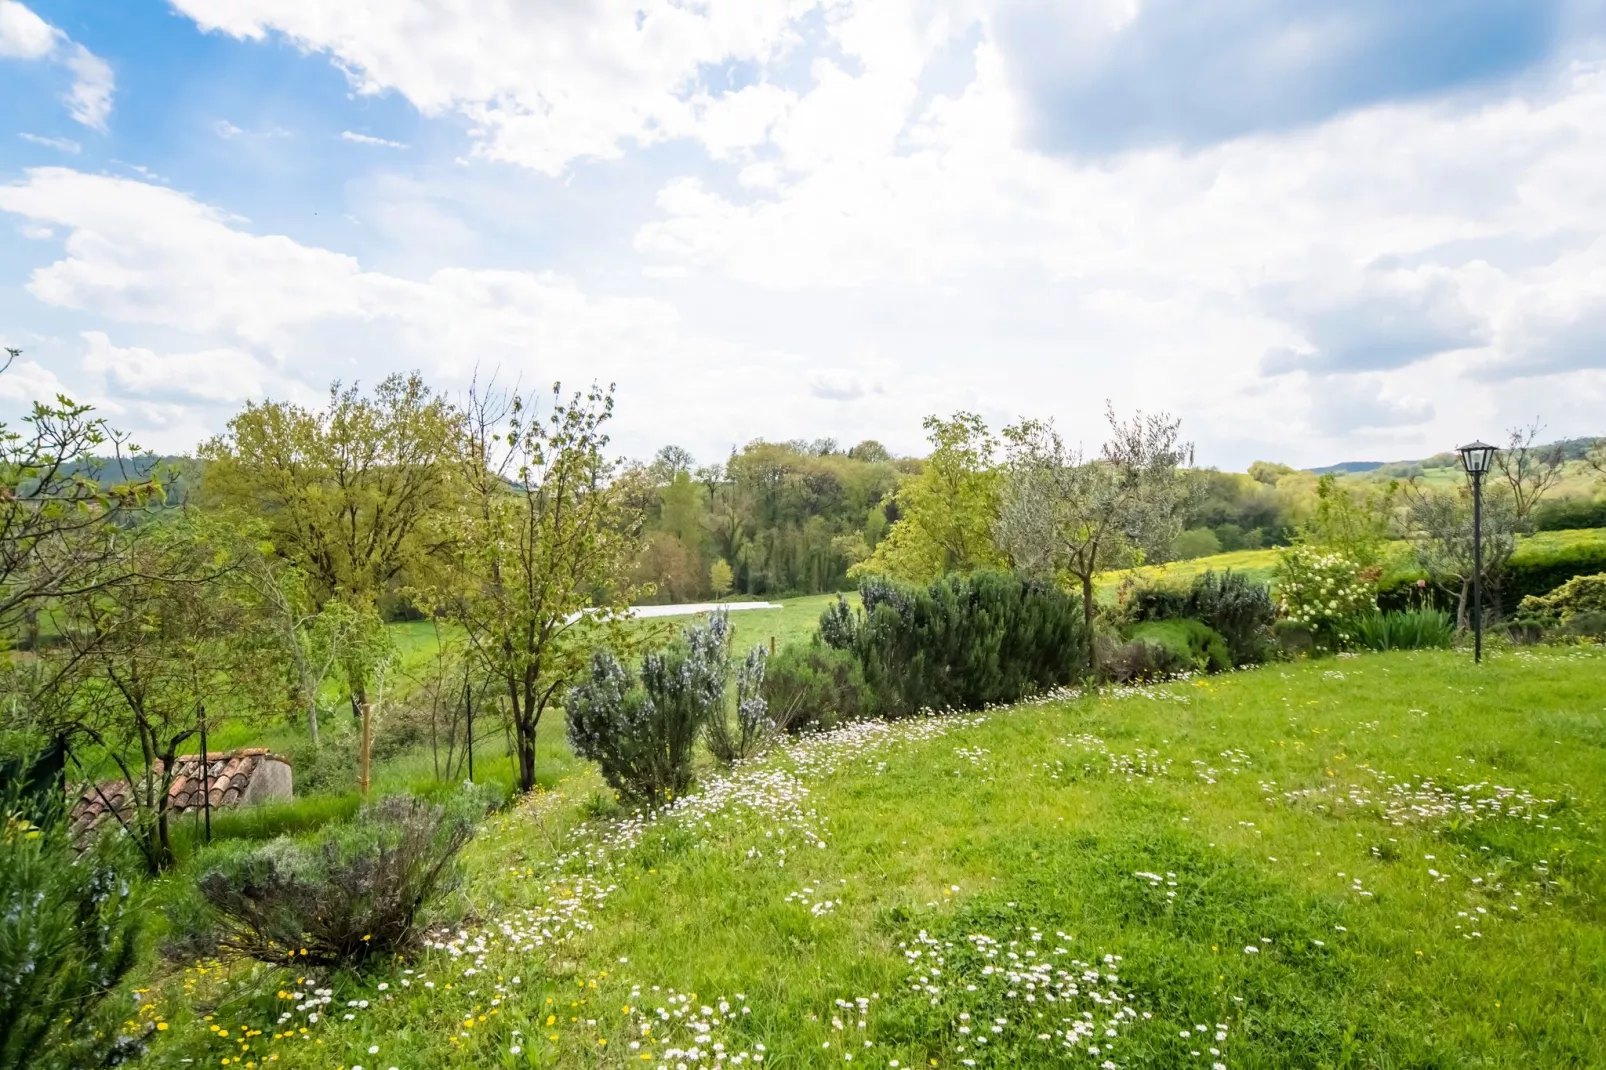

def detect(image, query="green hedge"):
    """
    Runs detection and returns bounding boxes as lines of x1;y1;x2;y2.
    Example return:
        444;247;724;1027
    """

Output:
1534;498;1606;532
1503;541;1606;611
1377;535;1606;614
821;570;1088;718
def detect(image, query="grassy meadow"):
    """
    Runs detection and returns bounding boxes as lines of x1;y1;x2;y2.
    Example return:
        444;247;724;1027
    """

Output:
136;644;1606;1069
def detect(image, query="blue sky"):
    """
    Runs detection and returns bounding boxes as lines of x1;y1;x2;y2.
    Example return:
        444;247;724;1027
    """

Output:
3;0;1606;467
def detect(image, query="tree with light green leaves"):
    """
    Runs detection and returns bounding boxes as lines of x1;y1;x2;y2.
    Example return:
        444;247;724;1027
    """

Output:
441;381;646;793
199;373;459;769
1301;473;1398;568
35;519;287;871
851;412;1004;582
709;558;734;599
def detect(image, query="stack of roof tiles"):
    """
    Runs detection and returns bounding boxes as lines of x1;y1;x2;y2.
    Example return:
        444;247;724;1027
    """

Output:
71;748;291;838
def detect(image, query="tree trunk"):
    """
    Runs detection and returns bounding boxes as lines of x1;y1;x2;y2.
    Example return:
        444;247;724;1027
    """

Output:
356;683;372;798
1456;577;1471;633
307;695;320;748
517;725;536;794
1081;572;1097;676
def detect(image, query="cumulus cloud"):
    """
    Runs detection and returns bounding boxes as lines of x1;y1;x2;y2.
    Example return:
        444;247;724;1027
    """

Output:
1304;374;1435;435
0;0;54;58
79;332;271;403
0;1;115;129
170;0;820;174
1259;265;1491;375
11;2;1606;464
0;168;823;456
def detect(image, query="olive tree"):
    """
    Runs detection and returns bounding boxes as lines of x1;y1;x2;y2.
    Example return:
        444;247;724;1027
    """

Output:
1401;477;1518;630
996;404;1194;663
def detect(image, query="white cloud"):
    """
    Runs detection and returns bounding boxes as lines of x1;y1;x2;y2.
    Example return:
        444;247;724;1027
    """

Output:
79;331;271;403
341;130;407;148
171;0;823;175
0;168;823;456
18;131;79;153
0;0;54;58
61;42;113;129
0;355;68;403
0;1;115;129
12;2;1606;464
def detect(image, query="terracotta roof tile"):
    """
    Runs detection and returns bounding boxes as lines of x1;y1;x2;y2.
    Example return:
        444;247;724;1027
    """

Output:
70;748;291;839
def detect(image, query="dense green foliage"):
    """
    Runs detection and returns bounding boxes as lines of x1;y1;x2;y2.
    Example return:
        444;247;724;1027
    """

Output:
1187;570;1277;666
1275;547;1378;651
852;413;1004;583
1533;496;1606;531
631;439;907;600
758;641;867;732
820;570;1088;716
1093;631;1196;682
1181;468;1298;550
195;794;475;969
1;793;143;1070
1502;538;1606;611
1127;618;1232;672
1517;573;1606;641
1125;569;1277;667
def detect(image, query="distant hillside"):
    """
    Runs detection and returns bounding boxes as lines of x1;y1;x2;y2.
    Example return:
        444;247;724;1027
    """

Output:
1310;436;1601;477
1309;461;1386;475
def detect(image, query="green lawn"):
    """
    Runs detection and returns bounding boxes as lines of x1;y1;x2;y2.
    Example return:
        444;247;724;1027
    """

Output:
137;645;1606;1068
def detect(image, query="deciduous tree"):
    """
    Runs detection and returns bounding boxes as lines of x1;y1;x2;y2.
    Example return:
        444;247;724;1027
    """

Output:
0;348;163;645
39;521;286;871
444;382;644;793
852;412;1003;582
200;373;459;764
1494;418;1566;527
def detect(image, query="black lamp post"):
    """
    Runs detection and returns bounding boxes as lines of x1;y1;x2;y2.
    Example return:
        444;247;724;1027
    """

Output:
1457;440;1498;663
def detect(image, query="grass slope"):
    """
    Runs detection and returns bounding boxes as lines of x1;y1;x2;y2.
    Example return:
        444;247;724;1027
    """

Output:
141;647;1606;1069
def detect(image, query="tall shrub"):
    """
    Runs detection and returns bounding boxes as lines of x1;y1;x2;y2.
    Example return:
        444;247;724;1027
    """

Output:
1188;570;1276;666
566;614;730;806
1516;572;1606;634
1275;547;1377;652
196;794;474;969
761;642;867;732
707;643;774;764
822;570;1087;717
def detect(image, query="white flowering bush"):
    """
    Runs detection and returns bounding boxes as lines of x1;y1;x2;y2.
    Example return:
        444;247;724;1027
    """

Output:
1275;547;1378;651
